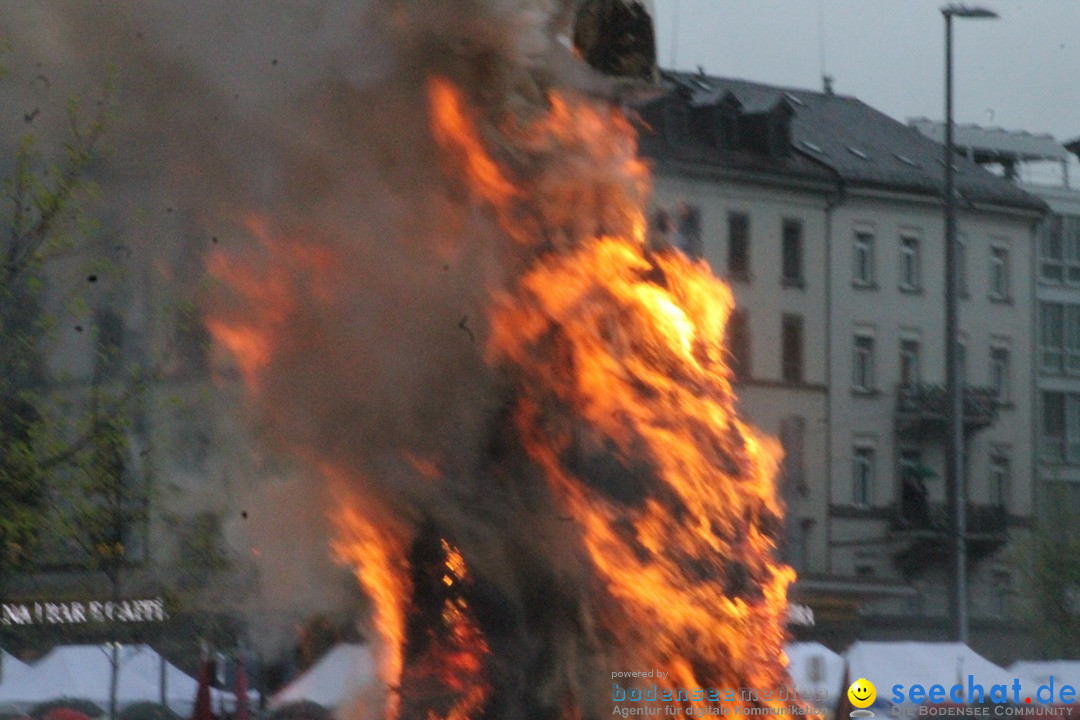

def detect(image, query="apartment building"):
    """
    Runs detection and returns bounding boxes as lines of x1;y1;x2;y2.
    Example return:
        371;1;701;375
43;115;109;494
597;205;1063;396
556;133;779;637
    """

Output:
636;72;1046;659
910;121;1080;540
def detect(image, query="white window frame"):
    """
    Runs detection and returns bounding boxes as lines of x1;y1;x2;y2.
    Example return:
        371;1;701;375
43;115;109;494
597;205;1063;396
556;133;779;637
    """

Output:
1043;391;1066;461
990;243;1010;300
852;444;875;507
1041;392;1080;465
853;333;875;392
990;344;1010;401
1066;215;1080;285
1041;215;1065;282
782;218;804;286
853;227;875;286
1042;302;1065;374
989;448;1010;508
900;337;921;387
899;234;921;291
1068;305;1080;376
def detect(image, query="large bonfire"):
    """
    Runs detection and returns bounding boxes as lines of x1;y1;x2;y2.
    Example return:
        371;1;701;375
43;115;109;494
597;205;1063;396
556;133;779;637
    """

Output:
207;1;795;718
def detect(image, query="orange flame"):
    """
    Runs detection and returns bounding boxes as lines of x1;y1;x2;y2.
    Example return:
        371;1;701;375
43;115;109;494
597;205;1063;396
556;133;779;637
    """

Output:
433;78;795;712
331;501;409;709
210;69;794;719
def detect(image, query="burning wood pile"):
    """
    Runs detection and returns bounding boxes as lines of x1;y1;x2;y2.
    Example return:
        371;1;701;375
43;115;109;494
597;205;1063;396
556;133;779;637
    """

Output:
207;1;794;717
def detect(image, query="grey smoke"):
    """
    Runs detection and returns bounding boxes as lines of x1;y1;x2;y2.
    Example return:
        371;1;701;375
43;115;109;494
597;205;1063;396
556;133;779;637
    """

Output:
2;2;675;714
0;0;594;652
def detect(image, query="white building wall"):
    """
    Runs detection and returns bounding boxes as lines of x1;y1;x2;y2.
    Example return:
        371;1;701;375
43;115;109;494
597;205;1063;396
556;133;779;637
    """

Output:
828;191;1037;619
654;169;1039;632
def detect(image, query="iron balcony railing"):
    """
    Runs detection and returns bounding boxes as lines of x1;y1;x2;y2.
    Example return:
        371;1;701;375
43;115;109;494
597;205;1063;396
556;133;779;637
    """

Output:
895;383;999;432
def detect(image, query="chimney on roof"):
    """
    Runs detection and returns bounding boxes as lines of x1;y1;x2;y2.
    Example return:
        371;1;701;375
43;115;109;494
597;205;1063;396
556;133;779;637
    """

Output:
822;74;834;96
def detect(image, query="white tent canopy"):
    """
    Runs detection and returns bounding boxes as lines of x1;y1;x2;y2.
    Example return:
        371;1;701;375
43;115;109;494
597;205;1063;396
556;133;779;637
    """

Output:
1009;662;1080;701
0;645;238;714
785;642;845;707
0;645;162;709
845;642;1037;705
0;651;37;710
270;644;376;710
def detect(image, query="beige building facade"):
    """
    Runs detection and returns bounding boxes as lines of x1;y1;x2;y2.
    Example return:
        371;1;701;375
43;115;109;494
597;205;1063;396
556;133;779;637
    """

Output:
640;72;1046;660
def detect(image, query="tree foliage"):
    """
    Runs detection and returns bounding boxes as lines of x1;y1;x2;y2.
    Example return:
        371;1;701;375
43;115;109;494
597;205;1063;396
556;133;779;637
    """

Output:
0;62;132;578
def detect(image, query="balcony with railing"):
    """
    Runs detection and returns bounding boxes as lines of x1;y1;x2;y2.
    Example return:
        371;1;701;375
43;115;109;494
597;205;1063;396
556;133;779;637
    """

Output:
889;498;1008;573
895;384;999;436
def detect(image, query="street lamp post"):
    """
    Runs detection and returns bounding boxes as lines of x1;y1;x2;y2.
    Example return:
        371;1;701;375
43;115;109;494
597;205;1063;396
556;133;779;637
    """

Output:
941;3;998;645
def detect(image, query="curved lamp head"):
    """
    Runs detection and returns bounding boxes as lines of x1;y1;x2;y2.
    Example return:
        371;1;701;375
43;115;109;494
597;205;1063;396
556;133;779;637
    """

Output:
941;4;999;19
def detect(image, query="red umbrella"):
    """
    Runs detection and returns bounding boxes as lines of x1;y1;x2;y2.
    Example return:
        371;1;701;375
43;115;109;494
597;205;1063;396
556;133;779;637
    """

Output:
43;710;91;720
234;659;249;720
192;659;214;720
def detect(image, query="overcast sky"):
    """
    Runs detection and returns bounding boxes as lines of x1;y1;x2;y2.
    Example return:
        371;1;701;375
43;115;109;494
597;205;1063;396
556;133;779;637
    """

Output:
654;0;1080;144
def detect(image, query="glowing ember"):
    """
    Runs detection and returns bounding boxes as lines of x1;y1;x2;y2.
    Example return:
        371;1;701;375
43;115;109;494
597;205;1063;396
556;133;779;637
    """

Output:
208;14;793;720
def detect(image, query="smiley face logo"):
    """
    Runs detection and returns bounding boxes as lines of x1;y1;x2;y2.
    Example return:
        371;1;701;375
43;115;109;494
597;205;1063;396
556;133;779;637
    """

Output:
848;678;877;709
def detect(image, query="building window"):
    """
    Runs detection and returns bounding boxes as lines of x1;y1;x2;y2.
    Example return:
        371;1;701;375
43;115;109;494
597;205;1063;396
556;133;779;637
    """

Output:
1040;302;1080;375
1069;306;1080;376
781;314;804;384
990;346;1010;400
727;308;750;381
1041;215;1064;282
853;333;875;392
1042;302;1065;373
900;338;921;387
854;228;875;286
728;212;750;280
782;219;804;287
989;451;1010;507
1043;391;1066;461
990;245;1010;299
779;415;807;497
1046;215;1080;284
1043;215;1080;284
1041;392;1080;463
900;234;921;291
1067;216;1080;284
675;203;703;259
852;445;874;506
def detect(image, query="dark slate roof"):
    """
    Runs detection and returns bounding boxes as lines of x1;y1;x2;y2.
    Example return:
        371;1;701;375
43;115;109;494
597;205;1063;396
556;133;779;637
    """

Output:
638;71;1046;213
635;88;835;187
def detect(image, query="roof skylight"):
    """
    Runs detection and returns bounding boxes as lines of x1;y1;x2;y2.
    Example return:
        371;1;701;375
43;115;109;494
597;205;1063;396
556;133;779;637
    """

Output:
892;152;918;167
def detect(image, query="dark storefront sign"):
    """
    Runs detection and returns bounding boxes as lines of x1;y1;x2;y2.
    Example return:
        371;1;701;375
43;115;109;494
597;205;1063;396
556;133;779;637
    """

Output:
1;597;167;626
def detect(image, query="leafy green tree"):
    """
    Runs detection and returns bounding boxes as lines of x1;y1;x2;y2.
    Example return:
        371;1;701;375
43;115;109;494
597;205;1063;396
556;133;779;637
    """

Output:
0;58;161;718
0;79;113;576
